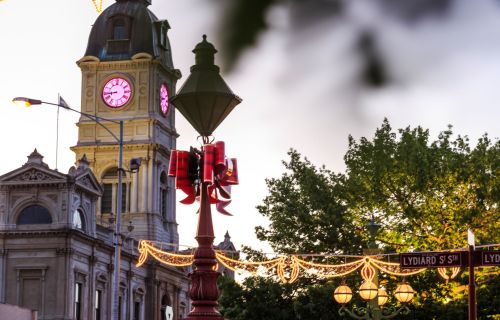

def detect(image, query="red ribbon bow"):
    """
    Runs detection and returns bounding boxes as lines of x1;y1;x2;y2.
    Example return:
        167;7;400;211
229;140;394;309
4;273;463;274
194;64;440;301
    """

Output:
168;141;238;215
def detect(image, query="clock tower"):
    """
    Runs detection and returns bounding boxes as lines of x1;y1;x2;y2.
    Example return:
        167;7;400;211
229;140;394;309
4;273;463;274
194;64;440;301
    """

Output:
71;0;180;244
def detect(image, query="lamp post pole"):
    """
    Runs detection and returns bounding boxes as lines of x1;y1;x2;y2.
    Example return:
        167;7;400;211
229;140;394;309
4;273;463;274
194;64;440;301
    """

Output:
365;220;382;320
111;120;124;320
335;218;412;320
170;35;241;319
12;97;125;320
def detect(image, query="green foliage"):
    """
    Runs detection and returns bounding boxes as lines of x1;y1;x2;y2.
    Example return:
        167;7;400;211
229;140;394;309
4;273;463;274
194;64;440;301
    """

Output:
255;150;364;255
219;120;500;319
219;276;296;320
344;119;500;251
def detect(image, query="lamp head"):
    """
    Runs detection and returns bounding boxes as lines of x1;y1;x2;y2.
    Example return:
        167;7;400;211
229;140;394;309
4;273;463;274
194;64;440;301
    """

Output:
394;282;415;303
170;35;241;138
129;157;142;172
333;284;353;305
12;97;42;108
377;288;389;306
358;281;378;301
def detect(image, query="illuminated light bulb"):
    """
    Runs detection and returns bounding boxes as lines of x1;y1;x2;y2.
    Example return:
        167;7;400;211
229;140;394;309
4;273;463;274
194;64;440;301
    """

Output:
394;283;415;303
359;281;378;301
333;284;353;304
377;288;389;306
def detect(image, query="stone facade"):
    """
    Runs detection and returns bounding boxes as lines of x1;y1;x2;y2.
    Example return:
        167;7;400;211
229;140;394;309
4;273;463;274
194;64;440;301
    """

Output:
0;2;238;319
0;151;190;320
71;0;181;245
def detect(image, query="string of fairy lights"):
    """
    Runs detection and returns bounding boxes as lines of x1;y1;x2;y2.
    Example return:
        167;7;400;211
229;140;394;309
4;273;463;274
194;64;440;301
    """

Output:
135;240;496;284
91;0;103;13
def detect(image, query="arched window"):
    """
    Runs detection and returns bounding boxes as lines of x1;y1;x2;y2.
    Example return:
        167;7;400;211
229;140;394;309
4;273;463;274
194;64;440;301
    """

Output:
101;167;128;214
17;205;52;224
160;294;172;320
73;209;86;231
159;171;168;220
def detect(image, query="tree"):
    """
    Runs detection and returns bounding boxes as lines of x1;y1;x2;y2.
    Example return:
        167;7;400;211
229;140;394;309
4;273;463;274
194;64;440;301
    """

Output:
219;120;500;319
255;150;364;255
219;276;296;320
343;119;499;250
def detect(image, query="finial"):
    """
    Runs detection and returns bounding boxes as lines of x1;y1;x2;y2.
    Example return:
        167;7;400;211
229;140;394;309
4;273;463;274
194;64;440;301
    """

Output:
26;149;45;165
192;34;218;69
77;154;90;171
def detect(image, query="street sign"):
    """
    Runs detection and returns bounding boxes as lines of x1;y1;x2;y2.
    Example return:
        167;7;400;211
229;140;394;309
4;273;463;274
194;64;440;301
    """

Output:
400;251;467;268
477;251;500;266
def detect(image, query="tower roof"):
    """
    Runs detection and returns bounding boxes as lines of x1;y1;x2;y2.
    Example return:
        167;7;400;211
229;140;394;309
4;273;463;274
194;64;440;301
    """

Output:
84;0;173;68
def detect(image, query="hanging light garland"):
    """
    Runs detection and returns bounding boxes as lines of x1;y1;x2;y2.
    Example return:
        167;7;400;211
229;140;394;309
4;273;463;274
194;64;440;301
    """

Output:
136;241;428;283
137;240;194;267
437;267;461;281
91;0;104;13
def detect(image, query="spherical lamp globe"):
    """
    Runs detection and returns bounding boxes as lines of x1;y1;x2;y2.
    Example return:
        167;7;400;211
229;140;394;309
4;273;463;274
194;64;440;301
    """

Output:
359;281;378;301
333;284;353;305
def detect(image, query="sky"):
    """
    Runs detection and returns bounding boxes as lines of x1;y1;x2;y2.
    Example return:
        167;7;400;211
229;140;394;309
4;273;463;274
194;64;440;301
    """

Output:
0;0;499;253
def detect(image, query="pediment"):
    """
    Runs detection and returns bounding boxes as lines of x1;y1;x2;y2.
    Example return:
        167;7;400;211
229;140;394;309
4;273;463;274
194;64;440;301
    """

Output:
0;165;67;185
75;171;103;196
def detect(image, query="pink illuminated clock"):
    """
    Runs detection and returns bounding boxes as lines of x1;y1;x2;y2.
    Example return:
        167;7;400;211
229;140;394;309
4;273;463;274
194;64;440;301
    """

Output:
102;77;132;108
159;83;169;115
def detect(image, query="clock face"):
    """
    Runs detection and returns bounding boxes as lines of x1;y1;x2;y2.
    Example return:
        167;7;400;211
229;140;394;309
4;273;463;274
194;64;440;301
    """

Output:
160;83;169;115
102;77;132;108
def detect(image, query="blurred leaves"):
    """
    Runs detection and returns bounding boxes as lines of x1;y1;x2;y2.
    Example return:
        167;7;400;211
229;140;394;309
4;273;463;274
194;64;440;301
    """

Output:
216;0;460;87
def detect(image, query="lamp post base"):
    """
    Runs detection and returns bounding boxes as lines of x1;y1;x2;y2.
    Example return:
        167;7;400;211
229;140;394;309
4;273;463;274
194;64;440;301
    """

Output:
187;180;224;320
186;271;223;320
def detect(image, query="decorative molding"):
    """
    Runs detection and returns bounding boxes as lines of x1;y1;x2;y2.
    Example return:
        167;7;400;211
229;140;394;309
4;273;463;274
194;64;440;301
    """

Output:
11;195;22;205
74;270;88;284
56;248;75;256
47;194;58;203
14;169;51;181
79;176;93;189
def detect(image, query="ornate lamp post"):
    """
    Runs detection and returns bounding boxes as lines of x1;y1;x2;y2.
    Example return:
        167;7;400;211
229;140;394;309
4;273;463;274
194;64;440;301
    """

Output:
170;35;241;319
12;96;140;320
333;219;415;320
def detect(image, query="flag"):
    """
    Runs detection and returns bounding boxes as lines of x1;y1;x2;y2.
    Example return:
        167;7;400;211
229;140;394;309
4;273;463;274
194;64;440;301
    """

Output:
58;96;70;109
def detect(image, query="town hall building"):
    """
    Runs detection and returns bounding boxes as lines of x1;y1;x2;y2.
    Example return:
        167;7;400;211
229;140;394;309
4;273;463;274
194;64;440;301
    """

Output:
0;1;237;319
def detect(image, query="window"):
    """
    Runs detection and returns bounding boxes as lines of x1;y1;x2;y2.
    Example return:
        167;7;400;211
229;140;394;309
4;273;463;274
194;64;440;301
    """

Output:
160;295;172;320
160;171;168;220
95;290;102;320
101;184;113;213
134;301;141;320
17;205;52;224
113;18;128;40
118;296;122;320
73;209;85;230
107;16;131;56
121;183;127;211
160;24;167;48
75;283;83;320
101;168;129;215
133;287;145;320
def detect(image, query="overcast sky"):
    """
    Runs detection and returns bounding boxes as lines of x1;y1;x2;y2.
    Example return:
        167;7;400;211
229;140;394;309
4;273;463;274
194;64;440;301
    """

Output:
0;0;499;253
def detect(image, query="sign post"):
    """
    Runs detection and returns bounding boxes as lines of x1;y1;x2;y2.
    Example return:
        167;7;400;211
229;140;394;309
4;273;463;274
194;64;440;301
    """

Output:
467;229;476;320
399;229;500;320
400;251;466;268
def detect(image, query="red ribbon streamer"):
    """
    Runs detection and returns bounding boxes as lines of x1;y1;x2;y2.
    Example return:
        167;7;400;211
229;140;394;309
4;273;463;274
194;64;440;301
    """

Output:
168;141;239;215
